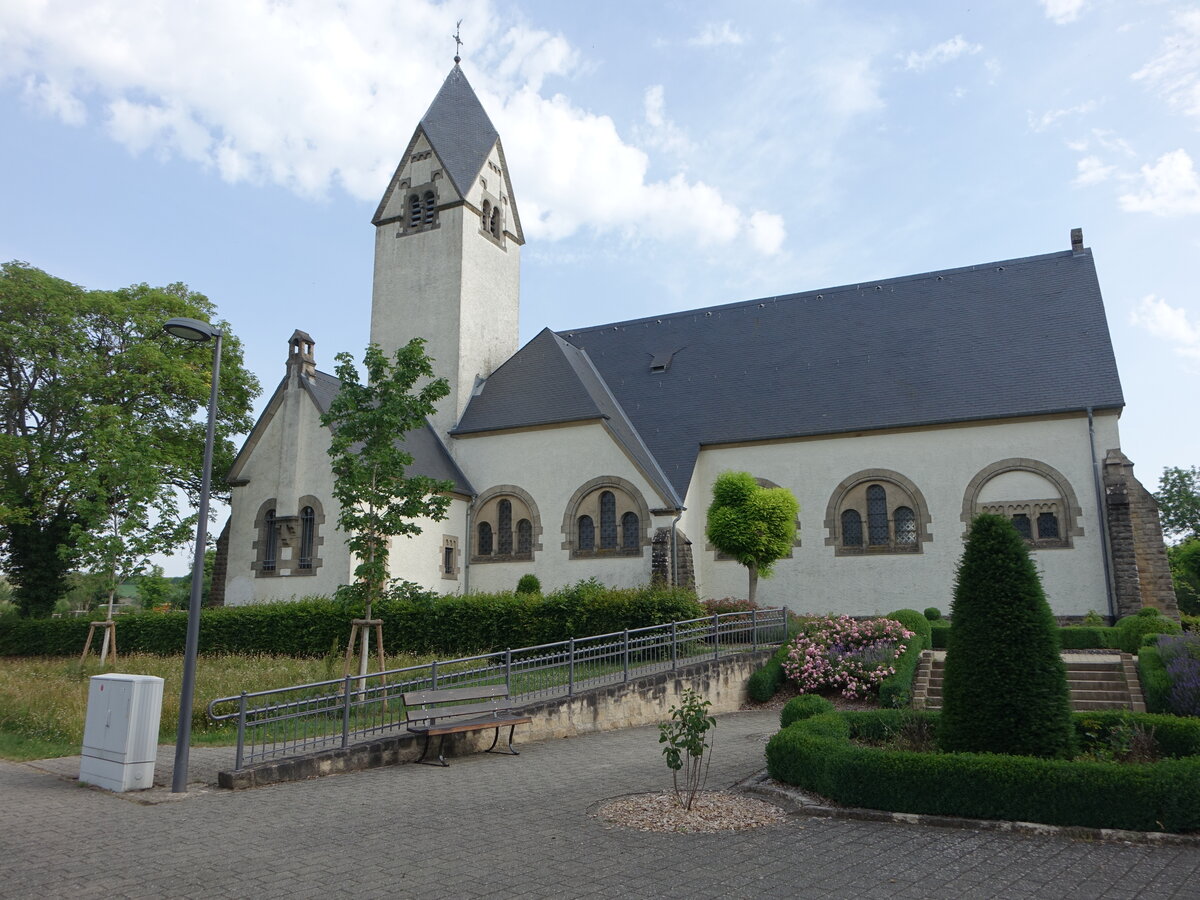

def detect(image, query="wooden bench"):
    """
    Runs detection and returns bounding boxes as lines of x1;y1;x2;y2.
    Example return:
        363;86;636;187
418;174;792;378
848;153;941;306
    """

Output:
402;684;532;767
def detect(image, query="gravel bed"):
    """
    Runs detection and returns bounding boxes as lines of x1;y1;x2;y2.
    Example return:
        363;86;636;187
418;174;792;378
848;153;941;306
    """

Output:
593;790;787;833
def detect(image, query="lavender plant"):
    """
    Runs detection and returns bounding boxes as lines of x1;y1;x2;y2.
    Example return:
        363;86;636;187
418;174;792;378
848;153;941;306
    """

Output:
1159;634;1200;717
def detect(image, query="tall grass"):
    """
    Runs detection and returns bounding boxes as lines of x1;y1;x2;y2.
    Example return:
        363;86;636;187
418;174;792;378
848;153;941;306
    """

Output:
0;650;439;758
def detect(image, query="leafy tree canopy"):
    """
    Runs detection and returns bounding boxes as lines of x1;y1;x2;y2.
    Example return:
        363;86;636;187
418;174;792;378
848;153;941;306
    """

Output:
1157;465;1200;542
0;261;259;616
322;340;453;617
705;471;798;603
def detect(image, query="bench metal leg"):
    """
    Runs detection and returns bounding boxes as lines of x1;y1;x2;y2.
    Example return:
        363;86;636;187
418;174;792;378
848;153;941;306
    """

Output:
415;733;450;767
484;724;520;756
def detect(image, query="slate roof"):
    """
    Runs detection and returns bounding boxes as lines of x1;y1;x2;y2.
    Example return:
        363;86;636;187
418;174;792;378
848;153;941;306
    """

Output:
419;64;499;199
453;329;681;506
227;370;474;495
456;246;1124;500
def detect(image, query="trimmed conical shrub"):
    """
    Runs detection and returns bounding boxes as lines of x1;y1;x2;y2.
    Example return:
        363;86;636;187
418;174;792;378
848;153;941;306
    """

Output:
939;514;1075;758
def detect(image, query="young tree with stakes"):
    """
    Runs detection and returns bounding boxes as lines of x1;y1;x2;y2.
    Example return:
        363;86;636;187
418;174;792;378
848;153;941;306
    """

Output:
705;471;798;604
323;340;453;675
71;413;194;662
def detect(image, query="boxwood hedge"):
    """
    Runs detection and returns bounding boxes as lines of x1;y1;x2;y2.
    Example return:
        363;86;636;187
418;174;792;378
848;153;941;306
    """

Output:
765;708;1200;833
0;581;705;658
878;609;932;709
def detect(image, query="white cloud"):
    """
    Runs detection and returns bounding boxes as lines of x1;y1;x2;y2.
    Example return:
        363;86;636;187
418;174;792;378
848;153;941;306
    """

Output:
1130;295;1200;365
1133;9;1200;120
1119;149;1200;215
1041;0;1088;25
1074;155;1114;186
636;84;694;158
903;35;982;72
816;57;884;116
0;0;783;254
688;22;746;48
1027;100;1097;132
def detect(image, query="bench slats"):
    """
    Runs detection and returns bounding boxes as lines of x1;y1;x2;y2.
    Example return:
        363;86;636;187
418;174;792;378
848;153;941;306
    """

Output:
409;714;533;737
403;684;508;706
406;698;515;723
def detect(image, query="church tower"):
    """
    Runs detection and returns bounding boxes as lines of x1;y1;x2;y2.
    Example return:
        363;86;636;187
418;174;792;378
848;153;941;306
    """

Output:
370;64;524;442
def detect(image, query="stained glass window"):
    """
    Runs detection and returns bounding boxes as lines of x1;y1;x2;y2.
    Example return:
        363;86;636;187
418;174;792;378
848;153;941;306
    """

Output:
599;491;617;549
621;512;639;550
1037;512;1060;540
867;485;888;545
1012;514;1032;540
477;522;493;555
578;516;595;551
517;519;532;557
841;509;863;547
895;506;916;545
498;500;513;555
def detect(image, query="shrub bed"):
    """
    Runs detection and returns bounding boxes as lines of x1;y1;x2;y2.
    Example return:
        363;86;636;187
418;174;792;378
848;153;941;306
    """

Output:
746;641;791;702
1138;646;1171;714
766;708;1200;833
0;581;705;658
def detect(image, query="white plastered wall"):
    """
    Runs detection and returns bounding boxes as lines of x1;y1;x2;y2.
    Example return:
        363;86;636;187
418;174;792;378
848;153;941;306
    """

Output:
683;412;1121;618
224;382;353;605
452;422;672;593
382;498;469;594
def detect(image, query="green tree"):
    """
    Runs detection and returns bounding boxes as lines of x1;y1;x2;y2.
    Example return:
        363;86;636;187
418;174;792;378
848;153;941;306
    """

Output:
1167;538;1200;617
0;262;259;617
70;414;194;628
322;340;453;629
1156;466;1200;541
704;471;798;604
939;514;1075;759
136;565;174;610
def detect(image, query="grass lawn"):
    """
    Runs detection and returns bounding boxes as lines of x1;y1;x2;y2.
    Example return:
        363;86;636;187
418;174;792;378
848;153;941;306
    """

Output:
0;650;441;761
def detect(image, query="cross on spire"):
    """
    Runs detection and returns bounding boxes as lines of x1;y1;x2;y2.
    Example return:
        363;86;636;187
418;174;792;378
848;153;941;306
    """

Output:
453;20;463;64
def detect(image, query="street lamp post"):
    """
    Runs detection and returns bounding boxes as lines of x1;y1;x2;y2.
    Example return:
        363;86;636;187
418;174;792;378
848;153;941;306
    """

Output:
163;317;223;793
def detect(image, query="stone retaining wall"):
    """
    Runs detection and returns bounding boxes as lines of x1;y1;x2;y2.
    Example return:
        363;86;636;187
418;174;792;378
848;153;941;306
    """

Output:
219;648;772;789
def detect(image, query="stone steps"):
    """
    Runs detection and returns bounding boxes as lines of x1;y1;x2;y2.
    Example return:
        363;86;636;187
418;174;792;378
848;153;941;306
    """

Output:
913;650;1146;712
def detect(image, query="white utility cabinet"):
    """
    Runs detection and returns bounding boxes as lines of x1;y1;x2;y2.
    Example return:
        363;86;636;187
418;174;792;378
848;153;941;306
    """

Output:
79;673;164;792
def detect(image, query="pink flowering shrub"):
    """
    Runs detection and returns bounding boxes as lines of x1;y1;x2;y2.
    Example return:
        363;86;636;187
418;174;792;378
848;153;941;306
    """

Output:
781;615;915;699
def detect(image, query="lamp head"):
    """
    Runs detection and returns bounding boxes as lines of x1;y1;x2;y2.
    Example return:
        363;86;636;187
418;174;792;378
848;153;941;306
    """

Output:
164;317;222;342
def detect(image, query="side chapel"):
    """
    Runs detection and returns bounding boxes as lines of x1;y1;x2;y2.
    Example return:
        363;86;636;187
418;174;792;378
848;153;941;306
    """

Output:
215;64;1177;620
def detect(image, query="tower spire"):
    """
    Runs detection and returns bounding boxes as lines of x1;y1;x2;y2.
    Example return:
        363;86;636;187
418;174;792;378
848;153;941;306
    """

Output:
453;19;463;64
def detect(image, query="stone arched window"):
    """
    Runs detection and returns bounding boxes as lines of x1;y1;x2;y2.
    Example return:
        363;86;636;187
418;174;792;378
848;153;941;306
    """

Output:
490;205;501;238
477;521;494;556
408;193;422;228
825;470;931;556
422;190;436;225
262;508;278;572
562;477;650;559
253;496;324;576
962;458;1083;550
472;486;542;562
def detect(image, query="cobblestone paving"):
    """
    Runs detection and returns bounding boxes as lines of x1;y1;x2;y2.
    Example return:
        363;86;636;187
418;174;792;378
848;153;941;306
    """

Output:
3;709;1199;899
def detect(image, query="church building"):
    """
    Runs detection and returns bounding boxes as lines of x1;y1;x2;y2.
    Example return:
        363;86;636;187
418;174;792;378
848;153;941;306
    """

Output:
215;64;1177;620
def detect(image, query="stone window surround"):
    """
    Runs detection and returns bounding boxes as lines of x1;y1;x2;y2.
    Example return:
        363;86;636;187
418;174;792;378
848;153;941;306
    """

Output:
961;458;1083;550
825;469;932;556
478;188;505;247
251;495;325;577
561;476;651;559
395;176;443;236
472;484;542;563
708;477;801;561
441;535;460;580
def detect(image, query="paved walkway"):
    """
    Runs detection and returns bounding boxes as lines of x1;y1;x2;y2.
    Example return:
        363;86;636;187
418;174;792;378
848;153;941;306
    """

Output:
4;710;1200;899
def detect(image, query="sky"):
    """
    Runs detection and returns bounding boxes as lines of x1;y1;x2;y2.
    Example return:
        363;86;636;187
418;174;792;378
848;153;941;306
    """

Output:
2;0;1198;575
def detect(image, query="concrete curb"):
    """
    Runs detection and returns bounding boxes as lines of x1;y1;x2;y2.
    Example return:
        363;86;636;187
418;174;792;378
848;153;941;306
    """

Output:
734;771;1200;847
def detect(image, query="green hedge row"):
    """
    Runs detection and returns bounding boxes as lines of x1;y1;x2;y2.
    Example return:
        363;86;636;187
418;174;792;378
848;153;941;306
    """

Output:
746;641;791;702
766;708;1200;833
0;581;705;657
1138;645;1171;714
878;609;932;709
931;621;1176;653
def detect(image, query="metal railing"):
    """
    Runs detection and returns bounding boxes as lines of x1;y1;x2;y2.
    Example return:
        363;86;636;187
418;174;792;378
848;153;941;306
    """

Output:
207;608;786;771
